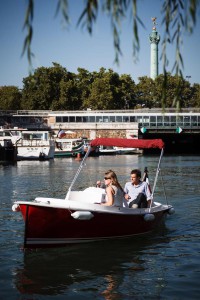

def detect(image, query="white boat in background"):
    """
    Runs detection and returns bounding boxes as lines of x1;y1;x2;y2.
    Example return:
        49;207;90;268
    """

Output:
0;128;55;160
54;138;84;157
99;145;117;155
114;146;143;155
99;145;142;155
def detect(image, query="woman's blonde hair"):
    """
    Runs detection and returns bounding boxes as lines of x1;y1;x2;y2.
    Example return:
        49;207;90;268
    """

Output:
104;169;123;191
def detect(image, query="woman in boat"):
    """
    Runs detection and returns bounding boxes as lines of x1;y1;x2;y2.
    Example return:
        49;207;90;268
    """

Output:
101;170;124;207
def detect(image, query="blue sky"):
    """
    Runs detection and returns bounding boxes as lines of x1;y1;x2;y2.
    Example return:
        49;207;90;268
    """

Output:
0;0;200;88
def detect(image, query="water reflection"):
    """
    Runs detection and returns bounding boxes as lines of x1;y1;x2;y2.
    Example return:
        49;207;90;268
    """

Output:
14;226;170;298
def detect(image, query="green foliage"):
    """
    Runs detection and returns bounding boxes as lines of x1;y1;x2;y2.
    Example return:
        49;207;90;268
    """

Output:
21;63;74;110
192;84;200;107
1;64;199;110
0;86;22;110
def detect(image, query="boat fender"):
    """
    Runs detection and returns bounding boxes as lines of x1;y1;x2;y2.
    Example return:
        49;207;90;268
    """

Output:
12;204;20;212
71;211;94;220
168;207;175;215
144;213;155;222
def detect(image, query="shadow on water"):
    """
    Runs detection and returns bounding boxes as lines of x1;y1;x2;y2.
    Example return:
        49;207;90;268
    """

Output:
13;223;172;297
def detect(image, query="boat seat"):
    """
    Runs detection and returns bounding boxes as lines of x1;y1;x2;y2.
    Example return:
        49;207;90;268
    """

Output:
69;187;105;204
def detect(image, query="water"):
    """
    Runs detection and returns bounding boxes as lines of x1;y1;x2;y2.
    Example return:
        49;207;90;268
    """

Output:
0;155;200;299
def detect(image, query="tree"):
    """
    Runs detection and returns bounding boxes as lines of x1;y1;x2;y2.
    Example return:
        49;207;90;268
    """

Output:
154;74;195;108
192;84;200;107
82;68;132;110
51;79;81;110
84;76;113;110
0;86;22;110
135;76;156;108
76;68;95;109
118;74;136;109
21;63;74;109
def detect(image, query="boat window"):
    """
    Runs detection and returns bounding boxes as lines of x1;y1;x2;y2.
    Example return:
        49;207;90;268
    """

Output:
10;131;21;136
22;133;31;139
24;133;43;140
82;117;87;122
0;131;11;137
56;116;62;123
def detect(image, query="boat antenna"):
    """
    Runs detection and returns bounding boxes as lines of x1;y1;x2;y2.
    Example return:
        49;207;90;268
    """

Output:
65;146;92;200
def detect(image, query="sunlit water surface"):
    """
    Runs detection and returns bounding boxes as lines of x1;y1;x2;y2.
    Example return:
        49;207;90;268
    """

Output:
0;155;200;299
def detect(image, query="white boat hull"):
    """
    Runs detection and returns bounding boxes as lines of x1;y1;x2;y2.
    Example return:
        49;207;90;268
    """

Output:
17;145;54;160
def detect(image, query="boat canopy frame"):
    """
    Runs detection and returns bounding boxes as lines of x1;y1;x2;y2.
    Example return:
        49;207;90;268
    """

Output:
65;138;165;203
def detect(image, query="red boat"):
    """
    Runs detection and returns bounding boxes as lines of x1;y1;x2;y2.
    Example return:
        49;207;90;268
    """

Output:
12;138;174;248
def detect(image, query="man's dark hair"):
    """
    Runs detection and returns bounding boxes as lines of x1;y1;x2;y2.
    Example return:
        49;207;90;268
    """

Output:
131;169;141;178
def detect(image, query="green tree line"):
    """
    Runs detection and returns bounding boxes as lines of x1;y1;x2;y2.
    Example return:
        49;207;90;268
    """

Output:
0;63;200;110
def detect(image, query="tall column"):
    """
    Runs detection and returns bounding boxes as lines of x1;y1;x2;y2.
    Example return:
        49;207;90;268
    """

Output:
149;17;160;80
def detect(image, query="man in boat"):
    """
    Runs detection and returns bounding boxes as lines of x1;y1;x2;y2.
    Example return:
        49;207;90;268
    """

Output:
124;169;152;209
96;180;106;188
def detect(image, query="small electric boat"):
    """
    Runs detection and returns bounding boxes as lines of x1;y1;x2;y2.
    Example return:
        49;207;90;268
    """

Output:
12;138;174;248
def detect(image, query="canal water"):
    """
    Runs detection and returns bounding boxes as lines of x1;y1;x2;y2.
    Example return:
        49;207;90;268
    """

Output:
0;155;200;299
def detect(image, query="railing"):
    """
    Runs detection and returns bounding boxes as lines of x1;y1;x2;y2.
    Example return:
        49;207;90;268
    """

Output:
1;108;200;116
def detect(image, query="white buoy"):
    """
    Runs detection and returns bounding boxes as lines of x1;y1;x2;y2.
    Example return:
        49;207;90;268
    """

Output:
168;207;175;215
71;211;94;220
12;204;20;212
